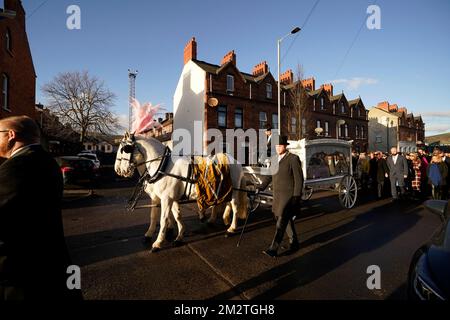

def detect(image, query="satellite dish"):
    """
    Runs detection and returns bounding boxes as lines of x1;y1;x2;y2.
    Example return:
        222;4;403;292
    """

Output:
207;97;219;107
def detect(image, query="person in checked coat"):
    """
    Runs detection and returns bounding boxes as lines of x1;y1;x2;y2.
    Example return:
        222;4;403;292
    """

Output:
263;136;303;258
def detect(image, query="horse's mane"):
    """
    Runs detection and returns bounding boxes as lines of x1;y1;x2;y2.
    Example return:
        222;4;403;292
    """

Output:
136;135;167;157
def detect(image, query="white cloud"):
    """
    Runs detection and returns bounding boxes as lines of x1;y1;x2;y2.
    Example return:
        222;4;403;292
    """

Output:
329;77;379;91
421;111;450;118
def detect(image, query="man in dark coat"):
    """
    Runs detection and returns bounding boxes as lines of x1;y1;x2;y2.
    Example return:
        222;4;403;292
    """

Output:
0;116;81;300
263;136;303;257
376;151;389;198
386;147;409;201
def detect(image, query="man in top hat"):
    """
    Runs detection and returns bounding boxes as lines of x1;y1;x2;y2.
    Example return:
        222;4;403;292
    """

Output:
263;136;303;257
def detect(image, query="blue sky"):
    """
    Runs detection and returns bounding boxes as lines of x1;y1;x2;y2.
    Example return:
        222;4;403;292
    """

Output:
21;0;450;136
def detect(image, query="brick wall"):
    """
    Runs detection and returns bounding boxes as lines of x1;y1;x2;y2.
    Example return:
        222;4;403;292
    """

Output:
0;0;36;120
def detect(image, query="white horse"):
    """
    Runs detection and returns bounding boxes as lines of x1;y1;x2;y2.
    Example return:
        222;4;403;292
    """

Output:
114;132;248;252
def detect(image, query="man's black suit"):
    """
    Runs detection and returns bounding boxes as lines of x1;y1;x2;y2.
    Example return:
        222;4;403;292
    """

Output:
0;145;80;300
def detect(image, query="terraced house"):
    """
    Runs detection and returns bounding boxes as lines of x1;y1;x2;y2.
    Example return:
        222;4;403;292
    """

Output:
173;37;370;162
292;78;369;152
368;101;425;153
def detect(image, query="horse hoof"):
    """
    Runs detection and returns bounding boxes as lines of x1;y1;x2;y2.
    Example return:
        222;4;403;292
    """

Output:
173;240;184;247
151;247;161;253
224;231;236;238
142;236;152;244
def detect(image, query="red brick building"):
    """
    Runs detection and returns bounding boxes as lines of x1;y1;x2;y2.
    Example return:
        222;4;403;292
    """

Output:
0;0;36;120
174;37;369;159
294;78;369;152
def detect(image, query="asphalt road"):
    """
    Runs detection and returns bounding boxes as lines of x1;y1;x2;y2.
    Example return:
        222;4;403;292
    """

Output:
62;180;441;300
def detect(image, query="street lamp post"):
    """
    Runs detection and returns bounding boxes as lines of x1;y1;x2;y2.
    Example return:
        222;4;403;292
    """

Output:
277;26;300;136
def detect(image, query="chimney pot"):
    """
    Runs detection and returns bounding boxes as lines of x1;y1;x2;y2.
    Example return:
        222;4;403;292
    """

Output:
221;50;237;67
252;61;269;76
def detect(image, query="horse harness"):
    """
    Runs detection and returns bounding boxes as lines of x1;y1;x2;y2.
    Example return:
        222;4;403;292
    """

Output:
123;142;198;212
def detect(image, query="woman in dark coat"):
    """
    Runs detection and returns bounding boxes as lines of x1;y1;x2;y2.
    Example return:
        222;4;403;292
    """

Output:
427;155;448;200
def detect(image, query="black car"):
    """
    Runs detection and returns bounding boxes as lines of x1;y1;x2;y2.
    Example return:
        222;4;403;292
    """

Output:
55;156;99;187
408;200;450;301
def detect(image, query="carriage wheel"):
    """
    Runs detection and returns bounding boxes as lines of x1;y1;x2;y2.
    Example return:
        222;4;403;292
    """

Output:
245;180;261;213
301;186;313;201
338;174;358;209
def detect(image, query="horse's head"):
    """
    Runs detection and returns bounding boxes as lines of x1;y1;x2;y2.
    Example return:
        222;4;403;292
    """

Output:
115;131;137;178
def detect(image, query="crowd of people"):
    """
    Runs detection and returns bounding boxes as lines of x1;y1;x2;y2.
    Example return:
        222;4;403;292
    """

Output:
353;147;450;201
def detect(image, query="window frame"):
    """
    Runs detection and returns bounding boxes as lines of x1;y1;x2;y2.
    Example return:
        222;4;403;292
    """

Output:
259;111;267;129
290;117;297;134
266;83;273;99
316;120;321;129
234;107;243;129
218;105;227;128
271;113;278;130
226;75;234;93
2;73;9;111
5;28;12;53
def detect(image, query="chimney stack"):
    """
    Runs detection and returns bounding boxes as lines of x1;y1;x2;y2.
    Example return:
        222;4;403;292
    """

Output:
389;104;398;112
301;77;316;91
280;69;293;85
398;107;408;114
221;50;236;66
252;61;269;77
184;37;197;65
321;83;334;96
377;101;390;111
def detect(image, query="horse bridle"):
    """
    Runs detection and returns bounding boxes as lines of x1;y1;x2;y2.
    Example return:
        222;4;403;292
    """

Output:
119;139;171;180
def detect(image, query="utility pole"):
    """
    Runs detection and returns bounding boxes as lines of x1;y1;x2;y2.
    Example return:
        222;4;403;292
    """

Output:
128;69;138;132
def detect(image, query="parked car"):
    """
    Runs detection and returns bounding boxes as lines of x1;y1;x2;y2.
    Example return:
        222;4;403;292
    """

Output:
77;152;101;169
56;156;99;187
408;200;450;301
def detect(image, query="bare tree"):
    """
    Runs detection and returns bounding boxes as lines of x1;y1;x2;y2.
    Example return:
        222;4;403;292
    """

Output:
286;64;310;140
42;71;118;144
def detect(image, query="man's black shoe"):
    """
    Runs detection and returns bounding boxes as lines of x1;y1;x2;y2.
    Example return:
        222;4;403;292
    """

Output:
288;242;300;252
262;249;277;258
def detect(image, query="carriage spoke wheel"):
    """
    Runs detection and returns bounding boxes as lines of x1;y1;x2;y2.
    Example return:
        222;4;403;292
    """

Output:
301;186;313;201
246;180;261;213
338;175;358;209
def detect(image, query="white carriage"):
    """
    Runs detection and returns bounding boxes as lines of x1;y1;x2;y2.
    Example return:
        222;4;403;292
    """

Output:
243;138;358;211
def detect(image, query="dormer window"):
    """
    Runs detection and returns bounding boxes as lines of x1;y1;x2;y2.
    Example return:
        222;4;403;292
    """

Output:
266;83;272;99
320;97;325;110
341;102;345;114
226;75;234;93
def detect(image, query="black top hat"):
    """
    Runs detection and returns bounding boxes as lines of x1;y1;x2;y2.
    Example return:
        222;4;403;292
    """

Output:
264;124;272;131
277;136;290;146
